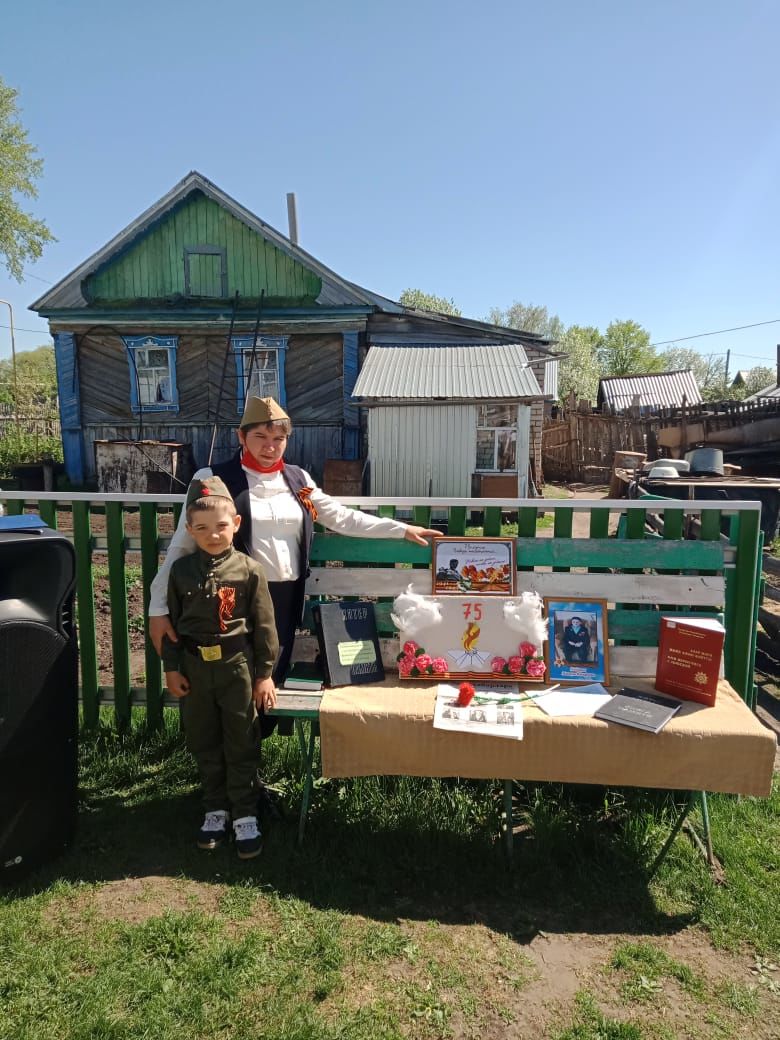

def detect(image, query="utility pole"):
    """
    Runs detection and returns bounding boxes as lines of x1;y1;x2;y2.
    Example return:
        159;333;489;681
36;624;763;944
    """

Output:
0;299;19;414
724;348;730;395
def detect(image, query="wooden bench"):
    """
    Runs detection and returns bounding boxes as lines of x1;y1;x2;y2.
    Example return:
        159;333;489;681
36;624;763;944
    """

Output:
271;495;774;868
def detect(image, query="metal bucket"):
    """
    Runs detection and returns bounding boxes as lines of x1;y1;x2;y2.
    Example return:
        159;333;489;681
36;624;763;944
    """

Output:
685;447;724;477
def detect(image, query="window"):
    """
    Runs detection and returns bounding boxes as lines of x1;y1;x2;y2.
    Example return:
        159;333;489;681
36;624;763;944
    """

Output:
232;336;287;411
476;404;517;471
184;246;227;298
123;336;179;412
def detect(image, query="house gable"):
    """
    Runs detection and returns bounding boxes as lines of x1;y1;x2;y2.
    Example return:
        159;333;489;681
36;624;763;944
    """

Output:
83;190;322;307
31;171;383;315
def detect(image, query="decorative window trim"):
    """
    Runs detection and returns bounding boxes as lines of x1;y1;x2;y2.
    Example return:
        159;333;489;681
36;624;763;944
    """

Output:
123;335;179;413
184;245;228;297
231;336;288;412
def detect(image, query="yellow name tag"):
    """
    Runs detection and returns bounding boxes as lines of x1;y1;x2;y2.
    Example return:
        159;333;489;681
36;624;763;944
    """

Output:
199;644;222;662
337;640;376;666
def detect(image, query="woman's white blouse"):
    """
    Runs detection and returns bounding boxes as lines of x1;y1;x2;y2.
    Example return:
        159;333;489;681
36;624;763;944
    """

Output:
148;464;408;615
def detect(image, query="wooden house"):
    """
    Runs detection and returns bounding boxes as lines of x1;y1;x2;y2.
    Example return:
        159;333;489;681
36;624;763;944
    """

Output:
31;171;560;490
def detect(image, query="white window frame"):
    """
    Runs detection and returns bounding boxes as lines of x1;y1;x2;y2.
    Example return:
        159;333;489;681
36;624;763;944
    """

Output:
231;336;287;412
475;403;517;472
123;336;179;412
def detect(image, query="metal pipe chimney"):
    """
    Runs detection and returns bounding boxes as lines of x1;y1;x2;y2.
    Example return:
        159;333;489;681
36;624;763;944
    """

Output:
286;193;299;245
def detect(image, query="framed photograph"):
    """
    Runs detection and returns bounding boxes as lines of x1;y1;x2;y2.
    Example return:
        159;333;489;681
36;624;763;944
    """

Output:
543;598;610;685
432;537;516;596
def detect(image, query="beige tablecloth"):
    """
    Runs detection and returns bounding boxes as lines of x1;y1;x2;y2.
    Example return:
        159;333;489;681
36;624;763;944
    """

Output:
319;679;776;797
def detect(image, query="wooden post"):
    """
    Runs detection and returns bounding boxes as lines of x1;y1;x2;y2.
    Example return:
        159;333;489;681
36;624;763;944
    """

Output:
568;407;579;481
680;395;688;458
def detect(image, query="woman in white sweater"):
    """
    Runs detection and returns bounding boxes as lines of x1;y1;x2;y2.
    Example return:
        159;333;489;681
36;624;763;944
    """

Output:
149;395;436;711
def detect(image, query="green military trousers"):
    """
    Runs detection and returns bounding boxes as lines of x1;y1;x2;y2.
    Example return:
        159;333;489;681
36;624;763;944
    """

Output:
179;649;260;820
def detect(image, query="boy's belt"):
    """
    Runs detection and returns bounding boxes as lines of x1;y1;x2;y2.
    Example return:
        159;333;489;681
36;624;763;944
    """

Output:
181;634;250;661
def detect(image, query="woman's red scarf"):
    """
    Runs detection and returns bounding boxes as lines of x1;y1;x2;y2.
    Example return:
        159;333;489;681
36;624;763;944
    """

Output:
240;449;285;474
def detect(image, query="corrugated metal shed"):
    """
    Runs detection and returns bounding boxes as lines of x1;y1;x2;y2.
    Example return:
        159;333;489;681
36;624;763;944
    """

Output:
598;370;702;413
352;344;544;401
368;405;478;496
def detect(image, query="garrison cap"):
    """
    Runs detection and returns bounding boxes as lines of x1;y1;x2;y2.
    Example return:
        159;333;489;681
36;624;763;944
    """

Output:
185;475;234;510
240;395;289;429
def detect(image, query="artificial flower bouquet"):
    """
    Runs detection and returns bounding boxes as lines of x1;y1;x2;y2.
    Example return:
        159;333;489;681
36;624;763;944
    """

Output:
490;642;547;680
397;639;547;681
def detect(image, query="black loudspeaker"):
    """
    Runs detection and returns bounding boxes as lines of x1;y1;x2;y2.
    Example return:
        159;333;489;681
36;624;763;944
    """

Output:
0;525;78;878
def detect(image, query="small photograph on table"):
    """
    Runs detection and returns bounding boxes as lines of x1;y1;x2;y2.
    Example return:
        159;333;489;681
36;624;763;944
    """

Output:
544;598;610;685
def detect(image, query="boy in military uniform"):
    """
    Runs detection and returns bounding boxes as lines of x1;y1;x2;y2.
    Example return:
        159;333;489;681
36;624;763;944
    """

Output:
161;476;279;859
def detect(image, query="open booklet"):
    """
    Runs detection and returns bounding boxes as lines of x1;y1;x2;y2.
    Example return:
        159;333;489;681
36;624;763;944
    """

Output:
433;683;526;740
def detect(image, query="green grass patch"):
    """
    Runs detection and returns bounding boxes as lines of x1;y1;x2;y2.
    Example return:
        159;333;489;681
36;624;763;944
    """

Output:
553;992;642;1039
92;563;143;589
2;711;778;1038
610;941;706;1002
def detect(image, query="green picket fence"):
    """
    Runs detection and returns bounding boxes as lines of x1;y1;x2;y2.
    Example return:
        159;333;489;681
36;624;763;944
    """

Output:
0;491;763;731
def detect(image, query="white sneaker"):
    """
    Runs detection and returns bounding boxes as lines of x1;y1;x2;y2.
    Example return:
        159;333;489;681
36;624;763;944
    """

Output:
197;810;230;850
233;815;263;859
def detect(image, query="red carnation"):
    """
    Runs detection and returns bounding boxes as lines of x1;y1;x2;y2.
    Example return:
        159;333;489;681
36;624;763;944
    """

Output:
456;682;475;707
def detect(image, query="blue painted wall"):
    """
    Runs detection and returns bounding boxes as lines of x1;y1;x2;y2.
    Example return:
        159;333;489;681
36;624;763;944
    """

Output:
53;332;86;485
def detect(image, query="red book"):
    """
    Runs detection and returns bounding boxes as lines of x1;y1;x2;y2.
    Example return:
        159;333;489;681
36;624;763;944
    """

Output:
654;616;725;706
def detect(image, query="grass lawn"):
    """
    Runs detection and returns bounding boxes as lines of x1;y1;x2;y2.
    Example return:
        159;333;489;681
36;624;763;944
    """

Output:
1;712;779;1039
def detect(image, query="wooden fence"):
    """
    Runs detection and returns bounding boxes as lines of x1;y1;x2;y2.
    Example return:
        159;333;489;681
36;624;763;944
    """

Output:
542;410;648;482
0;490;764;733
0;402;61;440
542;396;780;483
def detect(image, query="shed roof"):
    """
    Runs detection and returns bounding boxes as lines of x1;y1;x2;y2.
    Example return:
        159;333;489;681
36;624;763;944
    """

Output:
745;382;780;400
597;370;702;412
352;344;545;401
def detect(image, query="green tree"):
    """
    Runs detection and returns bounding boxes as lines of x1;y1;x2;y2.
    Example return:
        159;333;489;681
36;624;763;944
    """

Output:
732;364;776;400
398;287;461;316
659;345;727;402
557;324;601;402
0;344;57;408
597;319;661;376
0;77;54;280
486;301;564;341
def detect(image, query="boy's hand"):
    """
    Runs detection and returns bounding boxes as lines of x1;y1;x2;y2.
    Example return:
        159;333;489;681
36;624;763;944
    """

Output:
150;615;177;656
165;670;190;698
253;677;276;711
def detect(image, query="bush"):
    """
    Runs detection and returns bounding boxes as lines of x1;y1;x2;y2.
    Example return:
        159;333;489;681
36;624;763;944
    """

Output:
0;428;63;475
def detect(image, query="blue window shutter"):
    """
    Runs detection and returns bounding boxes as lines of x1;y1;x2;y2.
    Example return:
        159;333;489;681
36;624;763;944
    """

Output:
53;332;85;486
342;331;359;459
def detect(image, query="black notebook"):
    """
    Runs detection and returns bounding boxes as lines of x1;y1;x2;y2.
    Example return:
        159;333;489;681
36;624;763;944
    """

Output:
311;601;385;687
594;687;683;734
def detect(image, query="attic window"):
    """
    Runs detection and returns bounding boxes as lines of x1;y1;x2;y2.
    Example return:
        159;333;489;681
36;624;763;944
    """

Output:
184;246;227;298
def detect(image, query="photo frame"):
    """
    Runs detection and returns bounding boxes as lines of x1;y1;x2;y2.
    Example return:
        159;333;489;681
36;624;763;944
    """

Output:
431;537;516;596
543;598;610;685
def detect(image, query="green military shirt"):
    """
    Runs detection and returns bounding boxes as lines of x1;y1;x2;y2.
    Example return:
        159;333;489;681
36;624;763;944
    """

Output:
163;546;278;677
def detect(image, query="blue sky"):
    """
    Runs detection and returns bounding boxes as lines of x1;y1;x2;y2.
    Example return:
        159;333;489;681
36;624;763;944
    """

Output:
2;0;779;377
